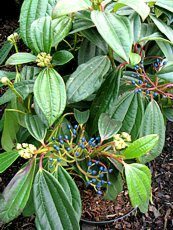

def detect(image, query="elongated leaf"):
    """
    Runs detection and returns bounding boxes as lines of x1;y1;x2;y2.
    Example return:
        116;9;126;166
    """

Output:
91;11;133;62
24;114;47;143
78;38;105;65
52;16;72;47
130;13;141;43
66;56;110;103
6;53;36;65
1;109;20;151
30;16;53;53
74;109;90;124
98;113;122;141
52;50;74;66
0;41;13;65
157;41;173;61
138;23;158;45
104;171;123;200
0;159;36;223
108;92;144;140
124;163;151;213
115;0;150;21
0;151;19;173
155;0;173;13
80;28;108;53
54;166;81;220
123;134;159;159
150;15;173;43
139;100;165;163
33;170;80;230
157;62;173;82
20;66;41;80
20;0;57;50
52;0;91;18
89;70;121;135
34;68;66;126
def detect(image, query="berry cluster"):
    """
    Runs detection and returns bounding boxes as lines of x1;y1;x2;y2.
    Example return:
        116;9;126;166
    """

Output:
86;160;113;195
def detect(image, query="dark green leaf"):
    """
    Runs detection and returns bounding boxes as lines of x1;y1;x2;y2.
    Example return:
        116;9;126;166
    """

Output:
139;100;165;163
33;170;80;230
24;114;47;143
125;163;151;213
0;41;13;65
157;62;173;82
74;109;90;125
123;134;159;159
52;50;74;66
98;113;122;141
66;56;110;103
6;53;36;65
0;151;19;173
0;159;36;223
34;68;66;126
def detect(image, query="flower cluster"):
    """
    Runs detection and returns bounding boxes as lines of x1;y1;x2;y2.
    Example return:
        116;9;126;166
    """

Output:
7;32;19;44
113;132;131;150
36;52;52;67
16;143;37;159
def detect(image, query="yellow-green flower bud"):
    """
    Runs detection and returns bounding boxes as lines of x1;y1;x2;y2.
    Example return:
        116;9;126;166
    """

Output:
36;52;52;67
7;32;19;44
0;77;10;85
16;143;37;159
121;132;131;142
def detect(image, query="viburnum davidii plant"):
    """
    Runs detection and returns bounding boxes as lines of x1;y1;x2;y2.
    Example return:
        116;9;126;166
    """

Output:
0;0;173;228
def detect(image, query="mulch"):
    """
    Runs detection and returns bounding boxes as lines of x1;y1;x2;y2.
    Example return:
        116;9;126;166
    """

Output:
0;18;172;230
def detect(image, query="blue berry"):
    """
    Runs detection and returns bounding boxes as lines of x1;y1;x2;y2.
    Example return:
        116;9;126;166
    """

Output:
88;161;92;166
101;180;106;184
131;80;136;85
146;90;150;95
138;80;143;85
97;190;102;195
57;158;61;162
95;161;99;165
92;178;97;183
81;137;86;142
66;147;71;151
55;146;60;151
107;181;111;185
96;182;102;188
64;135;69;140
49;158;53;162
88;169;92;173
108;169;113;173
103;168;107;172
91;143;96;147
86;181;90;186
75;152;80;157
59;140;64;144
99;166;104;171
163;61;167;65
90;138;95;142
96;137;101;141
138;89;142;93
67;124;71;129
73;129;77;135
58;135;63;140
92;170;97;175
51;137;55;141
99;174;104;178
153;92;158;97
49;165;53;168
74;124;78;129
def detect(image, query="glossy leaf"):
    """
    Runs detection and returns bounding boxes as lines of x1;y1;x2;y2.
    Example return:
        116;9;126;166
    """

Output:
1;109;20;151
155;0;173;13
89;70;121;135
78;38;106;65
157;41;173;61
115;0;150;21
74;109;90;125
150;15;173;43
0;159;36;223
66;56;110;103
130;13;141;43
139;100;165;163
33;170;80;230
91;11;133;62
34;68;66;126
0;151;19;173
52;16;72;47
52;50;74;66
6;53;36;65
157;62;173;82
108;92;144;140
98;113;122;141
104;171;123;200
123;134;159;159
125;163;151;213
30;16;53;53
54;166;82;219
52;0;91;18
24;114;47;143
129;52;141;66
0;41;13;65
20;0;57;50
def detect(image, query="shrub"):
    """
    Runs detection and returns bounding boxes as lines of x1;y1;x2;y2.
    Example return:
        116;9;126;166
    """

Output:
0;0;172;228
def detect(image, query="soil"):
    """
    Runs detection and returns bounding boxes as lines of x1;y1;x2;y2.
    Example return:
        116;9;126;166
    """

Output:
0;18;173;230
